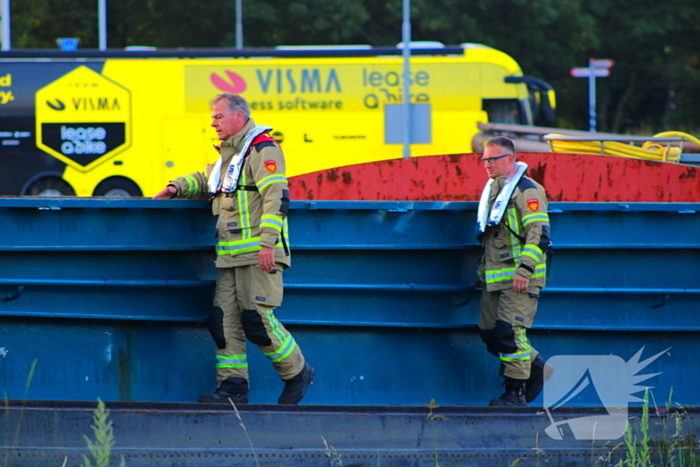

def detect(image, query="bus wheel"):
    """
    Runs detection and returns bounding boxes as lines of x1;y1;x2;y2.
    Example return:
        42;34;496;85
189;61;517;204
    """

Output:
93;178;143;197
26;177;76;197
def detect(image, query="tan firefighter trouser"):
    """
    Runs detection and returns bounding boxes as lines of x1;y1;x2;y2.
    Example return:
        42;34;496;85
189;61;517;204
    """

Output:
209;265;305;385
478;287;540;380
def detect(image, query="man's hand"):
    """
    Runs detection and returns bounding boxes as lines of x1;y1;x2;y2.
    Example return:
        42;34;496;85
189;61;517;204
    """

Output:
512;273;530;294
153;186;177;199
259;246;276;273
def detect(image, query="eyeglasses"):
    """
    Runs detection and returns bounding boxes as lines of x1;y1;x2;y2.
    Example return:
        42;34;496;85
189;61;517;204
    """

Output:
479;154;512;164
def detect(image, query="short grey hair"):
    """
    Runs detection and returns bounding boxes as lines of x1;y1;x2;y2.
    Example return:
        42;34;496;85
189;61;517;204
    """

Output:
211;93;251;120
485;136;516;155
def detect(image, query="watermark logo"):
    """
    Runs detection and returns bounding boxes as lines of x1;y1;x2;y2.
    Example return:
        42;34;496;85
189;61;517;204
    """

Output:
543;347;669;441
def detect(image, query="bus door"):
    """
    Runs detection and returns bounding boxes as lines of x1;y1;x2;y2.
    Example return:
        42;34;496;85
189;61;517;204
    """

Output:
161;116;214;193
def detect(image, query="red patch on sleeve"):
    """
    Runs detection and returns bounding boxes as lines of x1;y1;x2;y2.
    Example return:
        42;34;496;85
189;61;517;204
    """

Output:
527;198;539;211
265;160;277;172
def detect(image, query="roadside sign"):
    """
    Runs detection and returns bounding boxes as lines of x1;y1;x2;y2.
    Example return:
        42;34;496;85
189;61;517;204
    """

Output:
570;68;610;78
570;58;614;133
592;59;614;69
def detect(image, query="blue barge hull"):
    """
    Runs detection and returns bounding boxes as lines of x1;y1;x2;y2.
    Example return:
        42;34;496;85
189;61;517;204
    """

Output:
1;197;699;465
0;198;698;405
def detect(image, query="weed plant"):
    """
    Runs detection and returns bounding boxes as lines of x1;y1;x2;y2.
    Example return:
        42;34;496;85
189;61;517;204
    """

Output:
517;389;699;467
228;399;261;467
82;399;125;467
614;389;699;467
2;359;37;467
425;398;448;467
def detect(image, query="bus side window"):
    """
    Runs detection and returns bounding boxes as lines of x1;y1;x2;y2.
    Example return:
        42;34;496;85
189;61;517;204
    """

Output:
482;99;525;125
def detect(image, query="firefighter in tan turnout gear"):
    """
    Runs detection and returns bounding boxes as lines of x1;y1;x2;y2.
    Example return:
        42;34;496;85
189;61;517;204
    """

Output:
154;93;314;404
476;136;552;406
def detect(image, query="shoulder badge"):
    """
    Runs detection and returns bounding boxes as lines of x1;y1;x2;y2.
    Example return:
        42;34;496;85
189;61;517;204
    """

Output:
527;198;539;211
265;160;277;172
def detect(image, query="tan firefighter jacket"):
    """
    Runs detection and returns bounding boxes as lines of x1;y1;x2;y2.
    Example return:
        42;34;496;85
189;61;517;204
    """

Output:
169;118;291;269
478;175;551;292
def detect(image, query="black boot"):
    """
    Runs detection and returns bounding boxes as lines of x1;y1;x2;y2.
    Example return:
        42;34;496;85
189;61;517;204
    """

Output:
198;377;249;404
278;362;315;405
489;378;526;407
525;355;546;403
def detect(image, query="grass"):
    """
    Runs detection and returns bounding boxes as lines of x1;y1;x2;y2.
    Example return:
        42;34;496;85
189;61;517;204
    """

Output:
229;398;345;467
510;389;699;467
81;399;125;467
5;384;696;467
2;359;37;467
3;367;125;467
425;398;448;467
530;389;700;467
228;399;261;467
613;389;700;467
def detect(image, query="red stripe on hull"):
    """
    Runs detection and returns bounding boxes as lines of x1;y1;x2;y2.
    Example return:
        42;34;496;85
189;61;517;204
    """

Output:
289;153;699;202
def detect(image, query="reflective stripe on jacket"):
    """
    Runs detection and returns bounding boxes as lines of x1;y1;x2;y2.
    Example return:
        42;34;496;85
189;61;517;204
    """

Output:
478;175;551;292
169;118;291;269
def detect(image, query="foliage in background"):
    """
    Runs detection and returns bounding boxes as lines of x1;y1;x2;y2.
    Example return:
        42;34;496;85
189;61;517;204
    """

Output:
7;0;700;133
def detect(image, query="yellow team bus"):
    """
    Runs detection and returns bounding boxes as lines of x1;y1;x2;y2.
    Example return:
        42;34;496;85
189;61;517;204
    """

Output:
0;43;555;196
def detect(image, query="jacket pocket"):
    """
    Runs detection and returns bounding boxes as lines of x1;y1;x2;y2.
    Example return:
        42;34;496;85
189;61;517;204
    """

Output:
220;195;236;212
492;234;506;249
252;266;283;307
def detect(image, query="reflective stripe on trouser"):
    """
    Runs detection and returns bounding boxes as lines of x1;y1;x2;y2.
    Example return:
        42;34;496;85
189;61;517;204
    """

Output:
478;286;540;380
212;265;305;384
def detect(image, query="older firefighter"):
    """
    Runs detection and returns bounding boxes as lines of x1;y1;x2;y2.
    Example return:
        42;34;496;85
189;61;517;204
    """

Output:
154;93;314;404
476;136;552;406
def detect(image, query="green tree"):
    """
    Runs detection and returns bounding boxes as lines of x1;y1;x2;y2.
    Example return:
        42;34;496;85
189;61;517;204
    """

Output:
403;0;598;128
105;0;230;48
582;0;700;133
241;0;370;47
11;0;98;48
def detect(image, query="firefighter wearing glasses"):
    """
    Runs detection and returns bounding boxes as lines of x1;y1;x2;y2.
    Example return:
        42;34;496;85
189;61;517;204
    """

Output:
476;136;552;406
